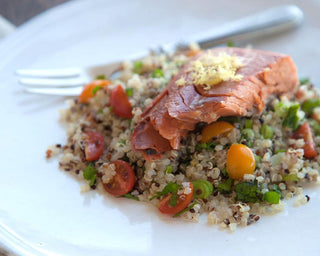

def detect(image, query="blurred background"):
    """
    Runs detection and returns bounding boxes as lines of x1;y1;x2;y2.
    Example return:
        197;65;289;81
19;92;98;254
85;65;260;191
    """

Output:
0;0;70;38
0;0;70;26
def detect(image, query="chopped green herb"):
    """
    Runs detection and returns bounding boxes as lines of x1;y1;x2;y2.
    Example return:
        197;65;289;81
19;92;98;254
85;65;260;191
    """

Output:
95;74;106;80
173;202;197;218
282;104;301;130
133;61;143;74
254;154;261;163
149;182;182;200
220;167;228;177
218;178;233;193
270;184;284;199
192;180;213;199
83;164;98;186
260;124;273;139
165;165;173;174
263;191;280;204
302;99;320;116
227;41;234;47
97;109;103;115
152;68;164;78
196;141;215;151
283;174;299;182
122;193;139;201
234;182;262;203
125;87;134;97
109;106;114;112
92;85;102;95
119;139;126;145
168;194;178;207
275;149;286;153
245;119;253;129
299;77;310;85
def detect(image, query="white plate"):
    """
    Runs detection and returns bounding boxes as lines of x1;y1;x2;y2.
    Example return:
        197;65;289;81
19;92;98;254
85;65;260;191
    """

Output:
1;0;320;255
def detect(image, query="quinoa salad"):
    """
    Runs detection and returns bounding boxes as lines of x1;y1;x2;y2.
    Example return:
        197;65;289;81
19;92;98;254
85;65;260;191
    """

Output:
47;45;320;231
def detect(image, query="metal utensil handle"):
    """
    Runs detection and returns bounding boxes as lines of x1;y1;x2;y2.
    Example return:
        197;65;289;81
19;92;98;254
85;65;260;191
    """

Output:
197;5;303;49
159;5;303;52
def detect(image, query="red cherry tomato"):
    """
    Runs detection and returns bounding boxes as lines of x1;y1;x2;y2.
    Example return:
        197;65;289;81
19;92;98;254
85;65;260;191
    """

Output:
158;182;193;215
292;122;317;158
84;131;104;161
103;160;135;196
110;85;133;119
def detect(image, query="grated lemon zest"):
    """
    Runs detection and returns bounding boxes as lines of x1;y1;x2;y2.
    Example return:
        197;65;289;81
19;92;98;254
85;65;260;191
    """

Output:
175;77;186;86
189;52;243;89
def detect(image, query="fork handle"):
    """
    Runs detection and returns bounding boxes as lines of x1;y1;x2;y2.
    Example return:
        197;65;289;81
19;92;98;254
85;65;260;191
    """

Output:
160;5;303;51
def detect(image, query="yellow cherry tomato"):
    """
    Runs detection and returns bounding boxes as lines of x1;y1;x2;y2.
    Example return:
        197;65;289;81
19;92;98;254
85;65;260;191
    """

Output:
201;121;234;143
79;80;111;103
226;144;255;179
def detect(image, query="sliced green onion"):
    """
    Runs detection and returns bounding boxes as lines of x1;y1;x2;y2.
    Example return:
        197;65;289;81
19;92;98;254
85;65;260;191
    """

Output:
192;180;213;199
152;68;164;78
133;61;143;74
125;87;134;97
270;184;284;199
173;202;197;218
282;104;301;130
242;128;255;139
263;191;280;204
245;119;253;129
274;102;288;117
283;174;299;182
275;149;286;153
165;165;173;174
254;154;261;163
261;124;273;139
122;193;139;201
301;99;320;115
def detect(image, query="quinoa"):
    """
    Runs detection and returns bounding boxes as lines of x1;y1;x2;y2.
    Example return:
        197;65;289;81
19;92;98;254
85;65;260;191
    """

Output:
48;48;320;231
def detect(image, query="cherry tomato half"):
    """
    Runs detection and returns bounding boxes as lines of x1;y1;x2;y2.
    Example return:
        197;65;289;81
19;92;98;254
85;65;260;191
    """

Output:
226;144;255;179
292;122;317;158
158;182;193;215
110;85;133;119
79;80;111;103
84;131;105;161
103;160;135;196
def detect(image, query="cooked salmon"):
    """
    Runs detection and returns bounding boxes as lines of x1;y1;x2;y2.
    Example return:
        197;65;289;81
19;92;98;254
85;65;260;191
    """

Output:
131;47;299;159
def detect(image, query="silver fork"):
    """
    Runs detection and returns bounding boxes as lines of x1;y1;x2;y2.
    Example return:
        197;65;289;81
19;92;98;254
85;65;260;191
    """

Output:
17;5;303;96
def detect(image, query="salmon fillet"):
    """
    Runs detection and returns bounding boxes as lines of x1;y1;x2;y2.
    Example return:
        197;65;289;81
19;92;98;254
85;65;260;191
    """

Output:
131;47;299;159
